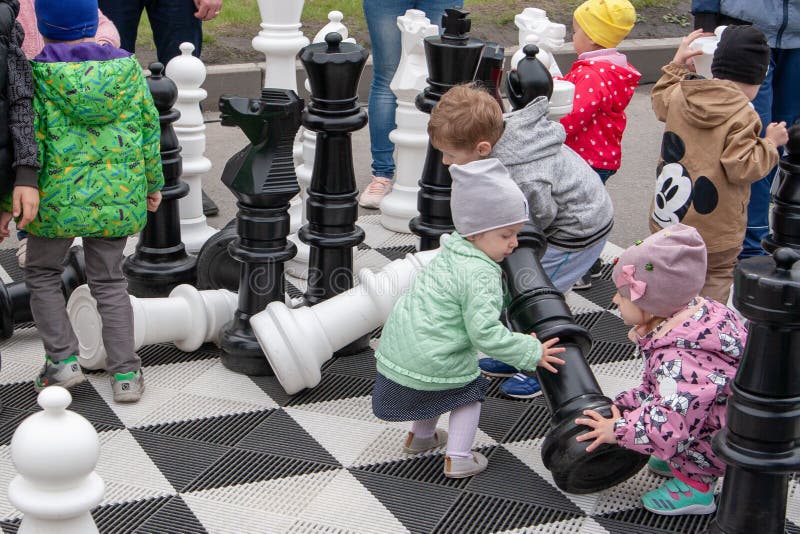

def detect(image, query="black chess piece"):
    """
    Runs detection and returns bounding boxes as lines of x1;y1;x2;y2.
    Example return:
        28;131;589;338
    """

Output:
0;246;86;340
708;248;800;534
196;218;238;291
409;8;485;251
298;33;367;308
475;41;505;112
501;223;648;493
762;123;800;253
506;44;554;111
123;62;197;297
216;89;304;376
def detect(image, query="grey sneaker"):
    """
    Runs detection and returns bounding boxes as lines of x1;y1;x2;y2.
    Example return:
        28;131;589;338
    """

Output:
34;355;86;392
111;370;144;403
403;429;448;454
444;452;489;479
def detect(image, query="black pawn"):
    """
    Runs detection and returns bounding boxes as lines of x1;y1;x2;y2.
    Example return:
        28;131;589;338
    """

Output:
0;247;85;340
123;62;197;297
502;223;647;493
298;33;367;307
409;8;485;251
506;44;554;111
216;89;304;376
762;123;800;253
475;42;505;112
709;248;800;534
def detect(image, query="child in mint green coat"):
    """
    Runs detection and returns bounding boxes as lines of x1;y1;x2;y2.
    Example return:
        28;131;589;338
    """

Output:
372;158;566;479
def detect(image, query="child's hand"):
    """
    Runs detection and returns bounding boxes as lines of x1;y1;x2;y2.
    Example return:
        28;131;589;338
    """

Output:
13;186;39;230
0;211;12;242
533;334;566;373
147;191;163;212
575;405;622;452
765;121;789;148
672;29;705;67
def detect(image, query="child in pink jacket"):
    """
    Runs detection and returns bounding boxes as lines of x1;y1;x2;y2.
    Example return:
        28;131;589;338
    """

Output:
575;223;746;516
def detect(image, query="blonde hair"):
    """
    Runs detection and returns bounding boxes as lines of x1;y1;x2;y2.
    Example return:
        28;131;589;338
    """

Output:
428;83;504;150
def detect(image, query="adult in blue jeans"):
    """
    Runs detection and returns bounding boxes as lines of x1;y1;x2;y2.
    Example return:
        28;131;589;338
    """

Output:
98;0;223;217
358;0;464;209
691;0;800;259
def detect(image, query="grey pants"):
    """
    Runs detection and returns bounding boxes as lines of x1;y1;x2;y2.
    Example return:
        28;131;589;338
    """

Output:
25;235;140;374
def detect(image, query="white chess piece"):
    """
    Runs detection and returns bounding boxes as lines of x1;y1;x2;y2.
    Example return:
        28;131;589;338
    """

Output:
287;11;357;279
252;245;441;394
548;80;575;121
512;8;566;77
379;9;438;233
252;0;309;91
167;43;218;253
689;25;726;80
67;284;238;370
8;387;104;534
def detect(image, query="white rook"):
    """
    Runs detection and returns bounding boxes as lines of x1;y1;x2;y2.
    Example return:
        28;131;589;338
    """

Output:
379;9;437;233
252;246;440;394
252;0;309;91
167;43;218;253
67;284;238;370
9;387;104;534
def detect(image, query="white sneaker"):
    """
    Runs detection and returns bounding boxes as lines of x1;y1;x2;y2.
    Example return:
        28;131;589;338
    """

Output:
358;177;393;209
16;237;27;268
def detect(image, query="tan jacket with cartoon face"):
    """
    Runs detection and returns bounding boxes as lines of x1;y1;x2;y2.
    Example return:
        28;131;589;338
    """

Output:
648;63;778;253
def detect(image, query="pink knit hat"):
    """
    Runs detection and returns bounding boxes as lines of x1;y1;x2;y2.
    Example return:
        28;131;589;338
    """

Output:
612;223;707;318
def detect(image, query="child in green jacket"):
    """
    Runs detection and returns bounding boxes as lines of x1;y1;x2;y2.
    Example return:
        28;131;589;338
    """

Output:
21;0;163;403
372;154;566;479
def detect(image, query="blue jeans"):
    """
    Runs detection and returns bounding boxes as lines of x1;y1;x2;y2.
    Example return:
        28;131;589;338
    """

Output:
593;168;616;184
363;0;462;179
97;0;203;64
742;47;800;258
541;239;607;294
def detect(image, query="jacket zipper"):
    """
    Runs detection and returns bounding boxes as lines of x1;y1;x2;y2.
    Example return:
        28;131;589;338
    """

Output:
776;0;789;48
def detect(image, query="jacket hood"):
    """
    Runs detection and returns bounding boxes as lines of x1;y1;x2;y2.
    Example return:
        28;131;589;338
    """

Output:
33;45;140;127
492;97;565;165
678;78;752;128
444;232;499;270
641;299;745;367
3;0;19;17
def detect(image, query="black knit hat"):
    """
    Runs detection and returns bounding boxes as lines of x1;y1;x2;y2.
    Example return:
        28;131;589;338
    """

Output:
711;25;770;85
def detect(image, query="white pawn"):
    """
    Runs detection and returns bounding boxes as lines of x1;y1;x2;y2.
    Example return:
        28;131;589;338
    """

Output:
166;43;218;254
379;9;438;233
252;0;309;91
512;8;566;77
9;387;104;533
252;244;442;394
67;284;238;370
287;11;356;279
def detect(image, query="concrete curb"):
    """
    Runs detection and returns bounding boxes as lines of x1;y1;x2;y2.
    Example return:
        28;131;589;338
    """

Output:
201;37;681;111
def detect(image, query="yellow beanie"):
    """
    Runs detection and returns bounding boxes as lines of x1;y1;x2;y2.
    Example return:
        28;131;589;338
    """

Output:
574;0;636;49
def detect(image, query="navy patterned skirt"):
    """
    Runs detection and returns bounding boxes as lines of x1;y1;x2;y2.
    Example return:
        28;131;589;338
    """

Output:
372;373;489;422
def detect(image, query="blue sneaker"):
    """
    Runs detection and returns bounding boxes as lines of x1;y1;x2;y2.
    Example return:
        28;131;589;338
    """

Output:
478;357;518;377
499;373;543;399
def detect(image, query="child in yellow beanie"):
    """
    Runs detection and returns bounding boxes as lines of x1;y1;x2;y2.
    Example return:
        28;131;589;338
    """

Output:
560;0;641;290
560;0;640;185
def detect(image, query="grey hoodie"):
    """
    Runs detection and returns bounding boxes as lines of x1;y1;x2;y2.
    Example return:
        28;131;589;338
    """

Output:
492;97;614;250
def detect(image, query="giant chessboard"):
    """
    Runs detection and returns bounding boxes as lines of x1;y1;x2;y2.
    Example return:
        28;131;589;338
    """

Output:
1;214;798;533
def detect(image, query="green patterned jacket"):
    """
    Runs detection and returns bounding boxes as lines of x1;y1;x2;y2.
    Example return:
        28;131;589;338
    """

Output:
26;50;163;238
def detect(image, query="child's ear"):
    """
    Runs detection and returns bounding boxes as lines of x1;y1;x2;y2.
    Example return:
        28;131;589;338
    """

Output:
477;141;492;156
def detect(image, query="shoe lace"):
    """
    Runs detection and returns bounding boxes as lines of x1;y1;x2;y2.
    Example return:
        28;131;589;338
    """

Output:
365;178;390;194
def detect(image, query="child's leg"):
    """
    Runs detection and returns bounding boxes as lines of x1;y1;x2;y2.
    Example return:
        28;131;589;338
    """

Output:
25;236;81;361
446;401;481;458
82;237;140;374
540;239;606;293
702;246;741;303
411;416;440;440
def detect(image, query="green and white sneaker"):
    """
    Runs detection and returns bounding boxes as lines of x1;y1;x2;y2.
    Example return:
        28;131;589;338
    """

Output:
111;370;144;403
642;478;716;516
647;456;675;477
34;355;86;392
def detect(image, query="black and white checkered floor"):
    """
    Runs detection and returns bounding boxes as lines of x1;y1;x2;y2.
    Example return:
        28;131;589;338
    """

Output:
1;214;798;533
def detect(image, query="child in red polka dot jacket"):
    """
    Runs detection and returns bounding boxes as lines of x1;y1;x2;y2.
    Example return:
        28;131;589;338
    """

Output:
559;0;641;184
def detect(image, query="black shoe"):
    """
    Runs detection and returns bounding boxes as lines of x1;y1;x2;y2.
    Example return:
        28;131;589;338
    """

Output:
202;190;219;217
589;258;603;278
572;273;593;291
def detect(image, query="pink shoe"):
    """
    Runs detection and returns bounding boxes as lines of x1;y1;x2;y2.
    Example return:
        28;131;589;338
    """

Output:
358;177;393;209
